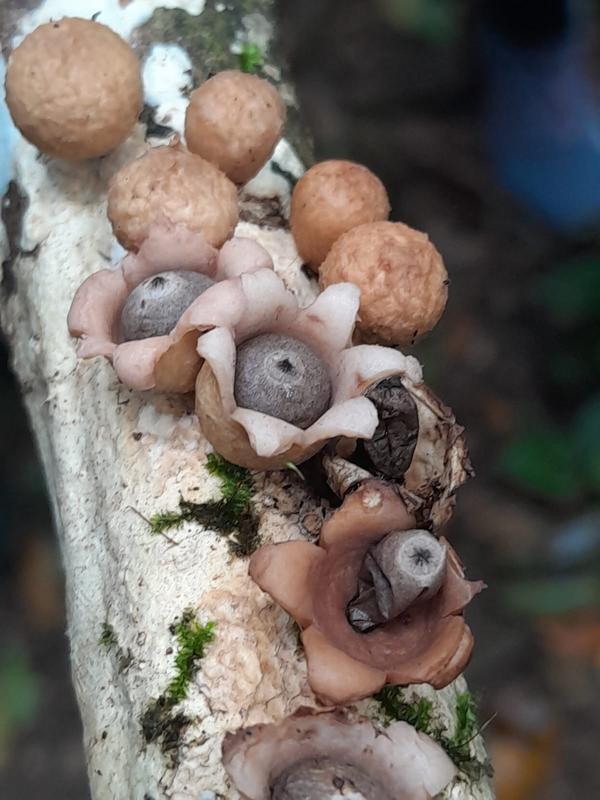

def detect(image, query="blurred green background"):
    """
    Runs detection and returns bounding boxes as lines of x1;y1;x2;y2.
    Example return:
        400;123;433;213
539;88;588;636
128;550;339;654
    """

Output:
1;1;600;798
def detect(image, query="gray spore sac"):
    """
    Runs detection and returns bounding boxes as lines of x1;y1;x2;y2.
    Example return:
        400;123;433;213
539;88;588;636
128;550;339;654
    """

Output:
347;529;447;632
270;756;392;800
234;333;331;429
120;270;214;341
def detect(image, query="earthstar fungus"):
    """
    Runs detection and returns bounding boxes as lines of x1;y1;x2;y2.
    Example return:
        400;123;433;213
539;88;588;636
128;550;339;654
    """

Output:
191;269;423;470
67;227;273;392
222;708;456;800
249;481;483;705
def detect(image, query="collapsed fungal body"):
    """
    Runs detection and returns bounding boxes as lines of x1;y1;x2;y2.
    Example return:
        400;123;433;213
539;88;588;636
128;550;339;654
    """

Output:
5;18;142;160
222;708;456;800
250;481;483;705
187;268;422;470
67;227;273;392
343;372;473;531
107;142;238;252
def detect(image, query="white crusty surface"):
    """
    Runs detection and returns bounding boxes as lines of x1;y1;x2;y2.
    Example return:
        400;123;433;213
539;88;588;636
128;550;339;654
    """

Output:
0;3;493;800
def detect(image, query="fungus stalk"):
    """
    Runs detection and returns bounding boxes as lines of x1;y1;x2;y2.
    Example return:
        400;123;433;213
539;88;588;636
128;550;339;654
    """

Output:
0;3;492;799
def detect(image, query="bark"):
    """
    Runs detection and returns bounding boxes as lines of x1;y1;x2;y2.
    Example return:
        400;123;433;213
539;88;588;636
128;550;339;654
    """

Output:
0;2;494;798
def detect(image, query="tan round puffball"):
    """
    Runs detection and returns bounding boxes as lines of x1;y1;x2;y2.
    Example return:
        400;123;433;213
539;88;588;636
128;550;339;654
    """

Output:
320;221;448;346
185;70;286;184
5;18;142;160
107;143;239;251
291;160;390;269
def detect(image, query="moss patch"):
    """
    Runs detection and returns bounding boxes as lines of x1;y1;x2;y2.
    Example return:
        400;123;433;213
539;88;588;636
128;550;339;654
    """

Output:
166;610;216;704
375;687;433;733
98;623;133;673
239;41;263;73
137;1;271;84
99;622;118;648
375;687;493;781
149;454;260;556
141;609;216;766
141;696;189;765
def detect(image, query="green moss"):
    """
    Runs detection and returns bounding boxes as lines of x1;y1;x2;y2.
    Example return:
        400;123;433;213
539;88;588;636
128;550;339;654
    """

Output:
141;610;216;765
206;452;253;508
166;610;216;704
239;42;263;73
99;623;133;673
437;692;493;781
375;688;493;781
99;622;118;648
138;1;271;83
149;454;260;556
141;696;190;766
375;687;433;733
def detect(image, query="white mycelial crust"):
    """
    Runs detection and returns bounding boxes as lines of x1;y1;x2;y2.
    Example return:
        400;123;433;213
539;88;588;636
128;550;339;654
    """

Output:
234;219;317;307
12;0;208;44
0;2;492;799
143;43;194;137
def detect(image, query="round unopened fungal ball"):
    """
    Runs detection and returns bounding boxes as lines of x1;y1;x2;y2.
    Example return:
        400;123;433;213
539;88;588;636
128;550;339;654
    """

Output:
291;160;390;269
271;756;391;800
107;144;238;251
120;270;214;341
234;333;331;429
5;18;142;160
185;70;286;184
320;221;448;346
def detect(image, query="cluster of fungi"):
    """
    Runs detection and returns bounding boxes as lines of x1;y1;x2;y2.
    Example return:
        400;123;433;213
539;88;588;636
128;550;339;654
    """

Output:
6;16;484;800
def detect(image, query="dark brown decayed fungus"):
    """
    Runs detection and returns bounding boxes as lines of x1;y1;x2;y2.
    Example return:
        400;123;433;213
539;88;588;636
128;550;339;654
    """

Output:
249;481;483;705
185;69;286;184
290;160;390;270
358;375;420;479
222;708;456;800
319;221;448;347
5;18;142;160
107;141;238;252
334;370;472;533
